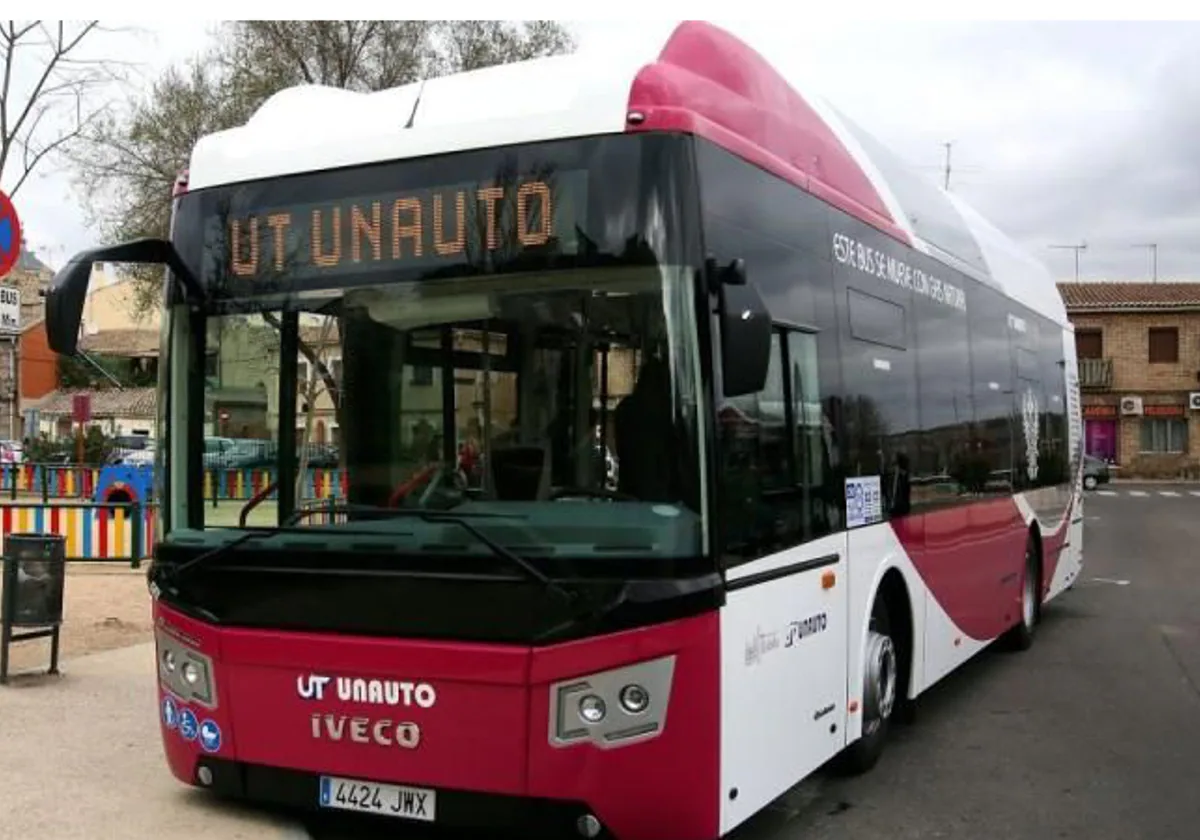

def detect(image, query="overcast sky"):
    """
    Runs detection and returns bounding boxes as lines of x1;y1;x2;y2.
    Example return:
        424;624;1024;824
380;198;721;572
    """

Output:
6;19;1199;283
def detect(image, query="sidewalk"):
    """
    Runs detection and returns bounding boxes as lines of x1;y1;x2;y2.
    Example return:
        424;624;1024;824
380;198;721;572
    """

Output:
0;642;305;839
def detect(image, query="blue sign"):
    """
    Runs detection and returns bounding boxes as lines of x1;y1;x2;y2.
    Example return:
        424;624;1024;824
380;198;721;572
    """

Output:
179;708;199;741
162;695;179;730
0;189;19;279
198;719;222;753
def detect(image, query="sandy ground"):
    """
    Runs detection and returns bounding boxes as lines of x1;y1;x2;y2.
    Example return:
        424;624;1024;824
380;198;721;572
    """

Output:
0;562;152;677
0;641;306;840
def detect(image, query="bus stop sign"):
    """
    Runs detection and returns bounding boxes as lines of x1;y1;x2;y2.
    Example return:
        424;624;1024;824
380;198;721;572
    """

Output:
0;189;19;279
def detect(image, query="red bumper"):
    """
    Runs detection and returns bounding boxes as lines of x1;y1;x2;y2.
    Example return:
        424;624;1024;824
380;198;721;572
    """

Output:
153;601;720;840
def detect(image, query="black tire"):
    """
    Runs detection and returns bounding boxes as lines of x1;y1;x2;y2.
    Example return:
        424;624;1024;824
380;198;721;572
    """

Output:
837;597;898;775
1083;474;1098;491
1004;532;1041;651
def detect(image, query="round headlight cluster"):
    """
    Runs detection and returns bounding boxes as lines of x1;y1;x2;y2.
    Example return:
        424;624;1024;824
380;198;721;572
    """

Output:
182;661;201;685
619;684;650;714
578;694;606;723
577;683;651;725
162;649;176;672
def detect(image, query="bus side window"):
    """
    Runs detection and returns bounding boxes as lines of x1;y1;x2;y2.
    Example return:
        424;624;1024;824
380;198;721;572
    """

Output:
718;327;838;564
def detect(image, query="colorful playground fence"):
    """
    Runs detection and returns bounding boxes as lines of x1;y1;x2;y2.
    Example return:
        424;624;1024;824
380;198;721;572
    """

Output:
0;502;156;567
203;468;348;502
0;464;99;500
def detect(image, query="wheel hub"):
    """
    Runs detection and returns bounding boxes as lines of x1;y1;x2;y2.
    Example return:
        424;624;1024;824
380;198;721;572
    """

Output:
862;631;896;734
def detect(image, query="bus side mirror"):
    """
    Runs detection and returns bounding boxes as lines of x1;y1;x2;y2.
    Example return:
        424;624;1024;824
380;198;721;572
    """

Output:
717;260;771;398
45;256;96;356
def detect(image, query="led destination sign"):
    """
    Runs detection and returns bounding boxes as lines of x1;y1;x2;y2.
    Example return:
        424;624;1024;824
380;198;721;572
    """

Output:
207;171;588;286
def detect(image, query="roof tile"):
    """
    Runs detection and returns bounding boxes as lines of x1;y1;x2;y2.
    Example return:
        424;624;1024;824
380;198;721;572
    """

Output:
1058;282;1200;311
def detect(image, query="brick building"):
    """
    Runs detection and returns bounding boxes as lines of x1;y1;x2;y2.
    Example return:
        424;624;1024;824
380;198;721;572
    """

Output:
1059;282;1200;478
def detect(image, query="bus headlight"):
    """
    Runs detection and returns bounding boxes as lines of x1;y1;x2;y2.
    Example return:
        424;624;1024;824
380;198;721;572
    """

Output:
549;655;675;748
619;684;650;714
578;694;606;724
156;629;218;709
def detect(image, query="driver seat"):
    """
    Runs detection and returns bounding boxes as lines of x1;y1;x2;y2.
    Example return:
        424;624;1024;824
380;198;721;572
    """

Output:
489;445;551;501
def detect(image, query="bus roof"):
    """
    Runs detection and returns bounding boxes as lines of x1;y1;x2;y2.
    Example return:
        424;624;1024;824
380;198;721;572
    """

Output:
187;20;1067;328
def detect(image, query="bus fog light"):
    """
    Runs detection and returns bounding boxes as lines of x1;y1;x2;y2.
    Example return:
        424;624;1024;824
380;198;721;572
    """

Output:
619;684;649;714
182;662;200;685
578;694;606;724
163;650;176;672
197;766;213;786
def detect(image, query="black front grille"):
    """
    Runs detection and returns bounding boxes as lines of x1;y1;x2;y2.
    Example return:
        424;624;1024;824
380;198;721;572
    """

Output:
192;757;610;839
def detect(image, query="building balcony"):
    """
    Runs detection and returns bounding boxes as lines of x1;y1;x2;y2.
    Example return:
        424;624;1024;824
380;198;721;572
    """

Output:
1078;357;1113;390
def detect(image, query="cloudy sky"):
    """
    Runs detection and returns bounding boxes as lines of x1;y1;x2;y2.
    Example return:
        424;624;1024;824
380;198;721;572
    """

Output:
5;18;1199;283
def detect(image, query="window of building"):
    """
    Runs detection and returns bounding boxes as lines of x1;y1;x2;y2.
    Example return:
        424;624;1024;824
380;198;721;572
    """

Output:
411;365;434;386
1141;418;1187;453
1148;327;1178;363
1075;329;1102;359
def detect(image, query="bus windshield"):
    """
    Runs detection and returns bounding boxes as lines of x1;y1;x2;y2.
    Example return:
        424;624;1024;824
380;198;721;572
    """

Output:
159;133;711;575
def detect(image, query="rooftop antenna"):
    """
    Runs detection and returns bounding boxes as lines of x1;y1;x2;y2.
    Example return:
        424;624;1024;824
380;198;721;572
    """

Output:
1131;243;1158;282
1049;242;1088;282
404;80;427;130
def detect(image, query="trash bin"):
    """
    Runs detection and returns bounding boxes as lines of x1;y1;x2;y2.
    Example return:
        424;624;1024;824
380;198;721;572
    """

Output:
1;533;66;683
2;533;66;627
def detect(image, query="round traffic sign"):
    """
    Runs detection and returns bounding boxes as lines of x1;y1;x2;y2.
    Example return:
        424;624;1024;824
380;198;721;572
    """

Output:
0;190;20;279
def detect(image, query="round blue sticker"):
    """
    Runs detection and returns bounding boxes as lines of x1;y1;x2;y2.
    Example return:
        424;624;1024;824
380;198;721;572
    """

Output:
198;719;222;753
179;708;199;741
162;696;179;730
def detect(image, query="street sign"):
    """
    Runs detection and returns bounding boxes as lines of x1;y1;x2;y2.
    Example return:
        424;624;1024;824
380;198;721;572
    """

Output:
0;190;19;279
72;394;91;424
0;286;19;334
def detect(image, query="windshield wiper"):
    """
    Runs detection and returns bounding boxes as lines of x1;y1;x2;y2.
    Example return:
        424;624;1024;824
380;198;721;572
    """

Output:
157;504;340;585
314;505;576;606
160;504;576;606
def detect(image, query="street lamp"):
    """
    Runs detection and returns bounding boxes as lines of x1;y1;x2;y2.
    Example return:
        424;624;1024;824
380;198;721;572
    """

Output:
1050;242;1088;282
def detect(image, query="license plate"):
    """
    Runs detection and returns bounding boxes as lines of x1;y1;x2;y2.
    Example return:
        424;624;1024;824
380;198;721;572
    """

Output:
318;775;436;822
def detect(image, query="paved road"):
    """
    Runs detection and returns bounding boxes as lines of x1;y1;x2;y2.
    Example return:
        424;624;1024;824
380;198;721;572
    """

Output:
6;487;1197;840
301;486;1200;839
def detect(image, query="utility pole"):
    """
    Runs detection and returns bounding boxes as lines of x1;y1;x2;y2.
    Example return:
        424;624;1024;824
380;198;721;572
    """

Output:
942;141;953;190
1050;242;1088;282
1132;243;1158;282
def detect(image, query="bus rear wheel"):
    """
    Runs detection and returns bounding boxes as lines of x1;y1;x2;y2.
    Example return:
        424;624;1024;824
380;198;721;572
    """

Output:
1004;531;1041;651
837;597;897;775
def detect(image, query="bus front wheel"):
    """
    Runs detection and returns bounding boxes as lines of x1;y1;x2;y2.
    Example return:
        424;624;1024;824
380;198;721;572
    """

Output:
837;597;897;775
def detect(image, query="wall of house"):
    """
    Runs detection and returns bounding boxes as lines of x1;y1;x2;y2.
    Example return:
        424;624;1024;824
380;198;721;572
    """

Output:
20;321;58;402
80;271;160;335
1072;310;1200;478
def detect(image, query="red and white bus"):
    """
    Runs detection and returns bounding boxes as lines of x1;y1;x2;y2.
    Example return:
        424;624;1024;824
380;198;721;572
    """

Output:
45;20;1083;840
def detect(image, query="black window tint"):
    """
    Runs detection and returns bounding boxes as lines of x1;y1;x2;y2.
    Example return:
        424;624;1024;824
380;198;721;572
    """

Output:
849;288;906;349
966;284;1013;495
718;332;794;558
1038;317;1069;488
1010;310;1043;493
833;270;918;521
787;330;839;540
914;287;973;510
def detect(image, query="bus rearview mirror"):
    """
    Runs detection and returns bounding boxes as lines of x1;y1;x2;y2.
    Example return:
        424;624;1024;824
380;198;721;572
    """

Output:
45;257;96;356
719;280;771;398
44;237;206;356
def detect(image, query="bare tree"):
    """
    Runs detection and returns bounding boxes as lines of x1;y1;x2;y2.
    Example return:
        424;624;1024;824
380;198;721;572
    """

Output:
0;20;121;200
67;20;576;314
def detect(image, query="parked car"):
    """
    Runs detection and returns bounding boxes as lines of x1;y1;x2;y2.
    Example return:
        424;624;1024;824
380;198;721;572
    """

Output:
1082;454;1110;490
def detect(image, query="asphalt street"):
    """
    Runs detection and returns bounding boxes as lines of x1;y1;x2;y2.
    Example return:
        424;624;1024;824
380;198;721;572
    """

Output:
300;486;1200;839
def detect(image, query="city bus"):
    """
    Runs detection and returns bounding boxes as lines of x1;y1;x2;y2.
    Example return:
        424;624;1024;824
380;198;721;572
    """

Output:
44;20;1083;840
